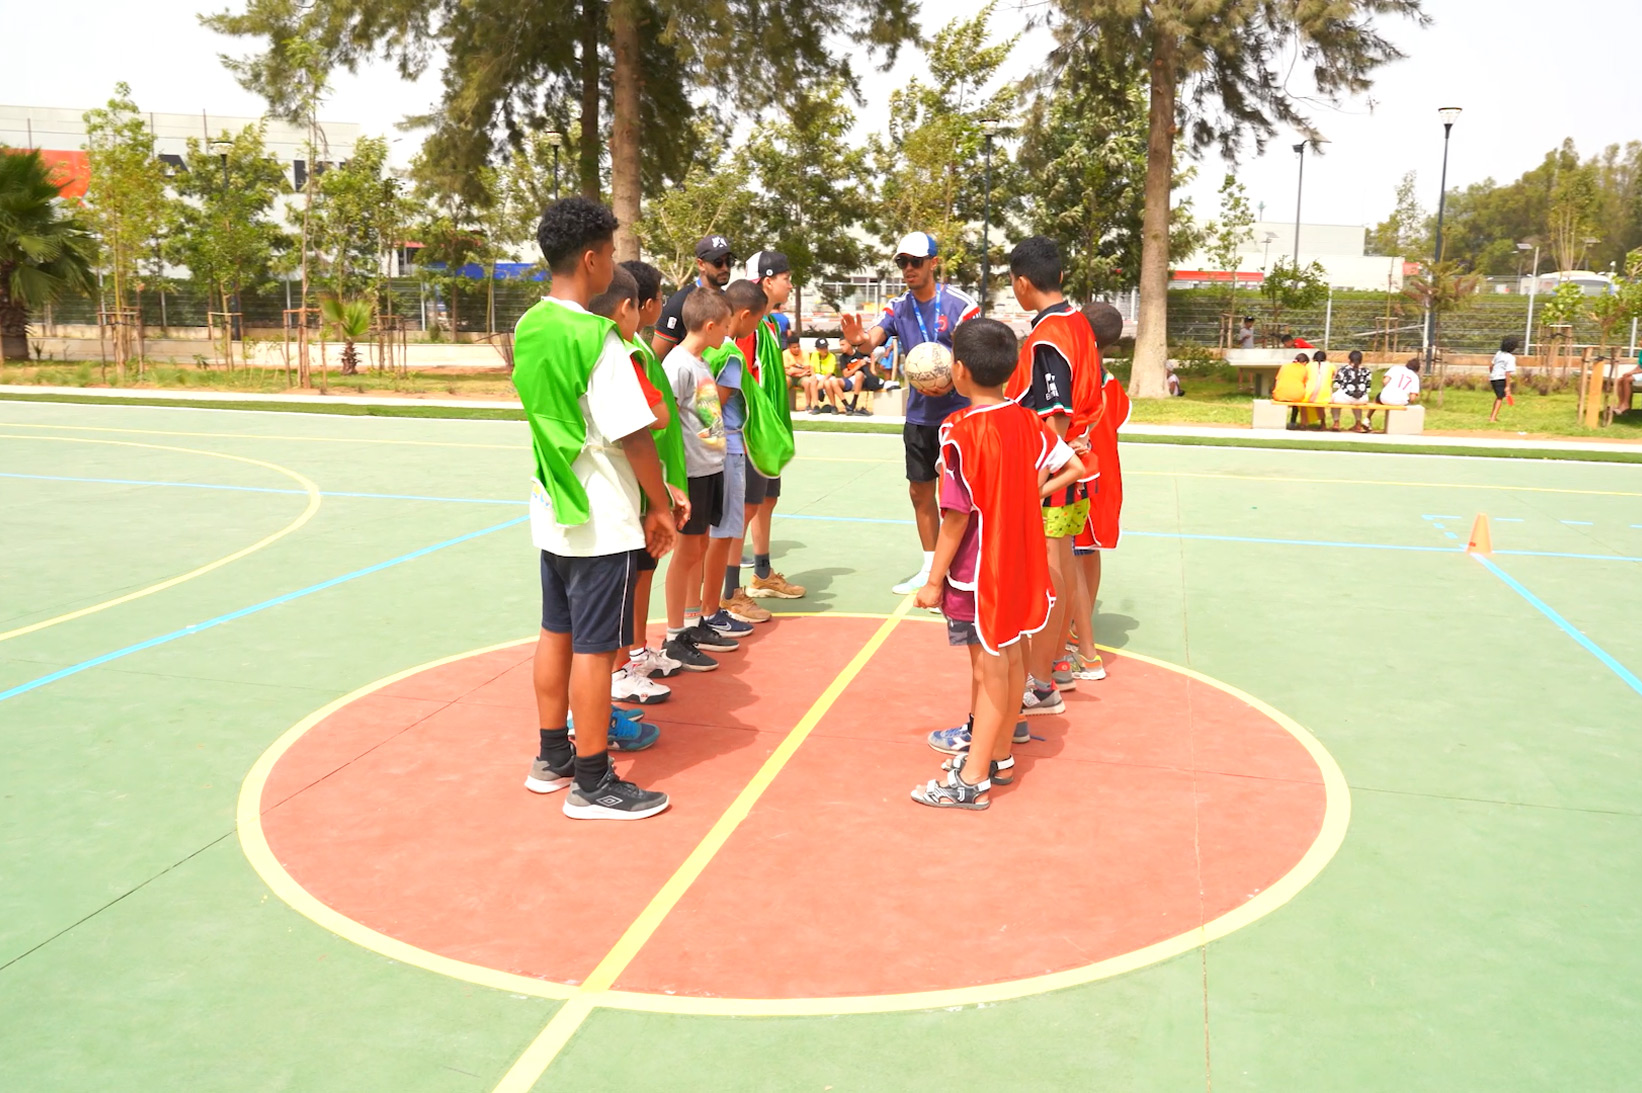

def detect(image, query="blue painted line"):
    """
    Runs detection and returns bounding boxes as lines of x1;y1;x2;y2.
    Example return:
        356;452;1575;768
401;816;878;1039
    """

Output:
1495;549;1642;563
0;471;526;507
1560;520;1594;526
1132;531;1461;554
1496;517;1524;523
1423;514;1461;520
0;516;528;705
1432;523;1447;531
775;512;916;526
1473;555;1642;699
1444;532;1459;540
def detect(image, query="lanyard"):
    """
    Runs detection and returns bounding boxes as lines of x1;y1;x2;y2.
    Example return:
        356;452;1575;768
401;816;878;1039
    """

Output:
910;285;944;345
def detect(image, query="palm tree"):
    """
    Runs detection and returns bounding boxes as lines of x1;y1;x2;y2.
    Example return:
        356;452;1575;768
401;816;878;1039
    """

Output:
320;295;373;375
1;149;96;362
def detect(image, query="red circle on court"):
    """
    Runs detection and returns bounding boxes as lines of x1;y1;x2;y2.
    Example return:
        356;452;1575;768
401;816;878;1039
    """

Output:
258;616;1328;1000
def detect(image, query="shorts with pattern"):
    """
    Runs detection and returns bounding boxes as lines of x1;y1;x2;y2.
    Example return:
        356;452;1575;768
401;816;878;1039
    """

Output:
1043;496;1091;539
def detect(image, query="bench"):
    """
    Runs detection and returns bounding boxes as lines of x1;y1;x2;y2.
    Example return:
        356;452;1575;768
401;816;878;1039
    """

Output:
1252;399;1425;435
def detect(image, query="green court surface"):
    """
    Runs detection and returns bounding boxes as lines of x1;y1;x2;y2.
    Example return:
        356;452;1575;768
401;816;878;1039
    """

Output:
3;399;1640;1092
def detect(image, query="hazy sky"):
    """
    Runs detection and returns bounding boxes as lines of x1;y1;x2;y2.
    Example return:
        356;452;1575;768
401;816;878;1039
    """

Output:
4;0;1636;232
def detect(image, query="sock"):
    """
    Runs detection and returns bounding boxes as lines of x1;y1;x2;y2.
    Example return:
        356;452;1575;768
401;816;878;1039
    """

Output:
754;552;772;579
684;607;701;627
538;727;571;765
630;645;646;660
666;626;686;639
921;549;935;573
573;750;611;792
723;566;739;600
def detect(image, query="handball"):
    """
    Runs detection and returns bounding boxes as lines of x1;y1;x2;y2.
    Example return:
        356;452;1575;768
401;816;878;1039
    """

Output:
903;342;954;397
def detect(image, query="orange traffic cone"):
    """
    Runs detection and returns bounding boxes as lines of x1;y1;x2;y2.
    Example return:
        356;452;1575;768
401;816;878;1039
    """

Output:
1466;514;1492;555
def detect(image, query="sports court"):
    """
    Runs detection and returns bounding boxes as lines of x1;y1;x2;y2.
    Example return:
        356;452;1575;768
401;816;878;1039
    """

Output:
3;399;1640;1091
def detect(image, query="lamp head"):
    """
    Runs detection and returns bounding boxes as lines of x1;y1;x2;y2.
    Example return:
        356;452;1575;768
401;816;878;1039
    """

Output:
210;140;233;155
1438;106;1462;126
981;118;1001;137
545;131;564;148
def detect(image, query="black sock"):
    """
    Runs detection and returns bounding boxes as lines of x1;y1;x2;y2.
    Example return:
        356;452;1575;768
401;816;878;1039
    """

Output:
538;727;571;765
755;552;772;579
574;751;611;792
723;565;739;600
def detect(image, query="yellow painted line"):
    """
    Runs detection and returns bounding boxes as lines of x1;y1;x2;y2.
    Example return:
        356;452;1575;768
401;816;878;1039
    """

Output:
236;636;577;1002
491;599;916;1089
0;419;518;450
1133;469;1642;499
0;434;323;643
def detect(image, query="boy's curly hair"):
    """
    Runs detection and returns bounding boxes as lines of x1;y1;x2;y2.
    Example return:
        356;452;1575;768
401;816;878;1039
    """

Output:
537;197;618;274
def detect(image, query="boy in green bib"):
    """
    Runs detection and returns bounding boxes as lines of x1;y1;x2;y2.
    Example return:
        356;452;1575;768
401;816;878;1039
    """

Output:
515;197;676;822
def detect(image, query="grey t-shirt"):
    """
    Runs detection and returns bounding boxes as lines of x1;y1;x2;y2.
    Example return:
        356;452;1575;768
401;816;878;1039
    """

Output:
663;345;727;477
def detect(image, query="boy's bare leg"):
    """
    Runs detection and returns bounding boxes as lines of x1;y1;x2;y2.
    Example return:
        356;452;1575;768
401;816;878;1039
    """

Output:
534;630;612;760
752;498;775;556
1029;536;1075;684
702;534;732;616
666;533;707;629
964;646;1013;789
1069;551;1098;664
1001;645;1028;764
632;570;655;654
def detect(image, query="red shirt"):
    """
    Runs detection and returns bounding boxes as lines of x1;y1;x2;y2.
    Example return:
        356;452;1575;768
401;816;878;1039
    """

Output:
1291;337;1315;349
632;356;665;409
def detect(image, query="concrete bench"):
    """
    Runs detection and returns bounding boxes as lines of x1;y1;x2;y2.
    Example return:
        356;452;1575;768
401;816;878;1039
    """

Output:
1253;399;1425;435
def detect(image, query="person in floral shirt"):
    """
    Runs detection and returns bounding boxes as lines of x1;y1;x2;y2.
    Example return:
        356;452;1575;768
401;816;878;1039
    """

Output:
1332;349;1372;432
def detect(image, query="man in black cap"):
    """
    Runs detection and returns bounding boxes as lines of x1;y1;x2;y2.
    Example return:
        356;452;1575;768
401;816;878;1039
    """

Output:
650;234;736;359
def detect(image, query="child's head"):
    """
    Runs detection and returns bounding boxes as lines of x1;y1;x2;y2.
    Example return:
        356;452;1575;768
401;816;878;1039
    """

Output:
681;285;732;349
587;265;641;342
951;318;1017;395
1081;302;1124;349
537;197;618;295
1404;356;1421;370
746;251;792;308
1311;350;1327;363
1293;353;1311;364
1500;335;1521;353
1008;235;1063;309
724;278;768;339
620;259;664;327
786;333;800;351
1348;349;1364;366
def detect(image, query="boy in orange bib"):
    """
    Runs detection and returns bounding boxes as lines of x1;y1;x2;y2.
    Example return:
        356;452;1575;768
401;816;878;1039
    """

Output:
913;319;1085;810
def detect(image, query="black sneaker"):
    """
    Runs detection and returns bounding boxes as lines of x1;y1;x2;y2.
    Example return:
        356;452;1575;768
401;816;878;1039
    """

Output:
524;750;575;794
684;622;739;652
563;767;670;820
664;636;718;672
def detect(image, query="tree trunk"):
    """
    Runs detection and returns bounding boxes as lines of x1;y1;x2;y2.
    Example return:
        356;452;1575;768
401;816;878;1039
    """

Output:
579;0;603;199
609;0;642;260
0;287;28;362
1129;29;1177;400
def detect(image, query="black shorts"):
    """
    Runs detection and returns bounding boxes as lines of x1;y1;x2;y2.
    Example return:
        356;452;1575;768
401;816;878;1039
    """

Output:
743;457;781;506
539;549;639;655
851;372;885;392
636;546;658;572
903;421;942;483
1491;378;1508;399
681;473;725;536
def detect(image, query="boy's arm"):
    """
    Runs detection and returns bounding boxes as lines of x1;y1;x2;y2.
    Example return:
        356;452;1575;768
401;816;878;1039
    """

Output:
1040;451;1086;498
914;510;970;610
617;429;677;558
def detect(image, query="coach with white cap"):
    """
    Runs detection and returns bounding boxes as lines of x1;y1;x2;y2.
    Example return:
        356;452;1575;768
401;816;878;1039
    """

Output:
840;231;979;595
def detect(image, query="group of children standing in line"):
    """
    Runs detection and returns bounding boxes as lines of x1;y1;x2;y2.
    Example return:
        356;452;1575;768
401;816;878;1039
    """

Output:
513;196;1126;821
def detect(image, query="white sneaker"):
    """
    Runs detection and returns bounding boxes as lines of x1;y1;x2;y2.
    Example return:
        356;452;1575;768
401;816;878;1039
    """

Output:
629;646;683;679
611;666;670;705
892;569;931;595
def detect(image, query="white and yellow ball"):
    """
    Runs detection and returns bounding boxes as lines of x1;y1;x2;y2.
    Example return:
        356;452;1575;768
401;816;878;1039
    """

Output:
903;341;954;397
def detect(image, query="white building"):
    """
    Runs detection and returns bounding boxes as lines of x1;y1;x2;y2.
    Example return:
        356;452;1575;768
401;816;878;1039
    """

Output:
0;103;362;202
1173;220;1410;292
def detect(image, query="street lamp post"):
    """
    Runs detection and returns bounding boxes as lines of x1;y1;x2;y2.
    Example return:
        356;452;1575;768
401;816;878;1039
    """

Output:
546;131;564;201
210;140;242;341
1292;142;1307;264
1518;241;1541;351
1425;107;1462;377
979;120;1000;317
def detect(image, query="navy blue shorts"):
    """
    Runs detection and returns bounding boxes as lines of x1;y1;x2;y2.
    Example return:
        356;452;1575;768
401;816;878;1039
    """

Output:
539;549;640;655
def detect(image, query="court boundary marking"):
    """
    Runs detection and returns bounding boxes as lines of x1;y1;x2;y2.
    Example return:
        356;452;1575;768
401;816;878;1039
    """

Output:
0;434;322;643
236;609;1349;1091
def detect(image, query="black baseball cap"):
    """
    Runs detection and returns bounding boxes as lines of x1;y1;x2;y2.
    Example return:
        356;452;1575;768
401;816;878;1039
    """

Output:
695;234;735;263
745;250;791;280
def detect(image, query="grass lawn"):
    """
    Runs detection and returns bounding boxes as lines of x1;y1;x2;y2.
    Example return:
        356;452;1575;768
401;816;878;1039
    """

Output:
0;361;521;399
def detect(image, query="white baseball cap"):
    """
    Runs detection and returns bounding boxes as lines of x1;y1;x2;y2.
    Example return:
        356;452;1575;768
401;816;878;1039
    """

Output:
894;231;938;259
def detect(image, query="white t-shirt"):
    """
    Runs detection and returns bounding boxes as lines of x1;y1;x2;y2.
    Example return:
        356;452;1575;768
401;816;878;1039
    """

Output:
1490;351;1517;381
526;298;656;558
1379;364;1421;406
1238;325;1256;349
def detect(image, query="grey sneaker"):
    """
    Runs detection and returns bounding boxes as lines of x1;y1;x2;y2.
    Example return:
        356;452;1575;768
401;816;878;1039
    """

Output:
1021;677;1065;717
563;768;670;821
524;751;574;794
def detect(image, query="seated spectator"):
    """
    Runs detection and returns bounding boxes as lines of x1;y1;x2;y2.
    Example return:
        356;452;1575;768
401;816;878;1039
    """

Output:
1303;350;1334;429
1612;349;1641;414
804;339;841;413
839;350;886;415
1331;349;1372;432
1368;356;1421;428
1280;332;1315;351
784;333;810;401
1272;352;1311;428
1165;360;1184;396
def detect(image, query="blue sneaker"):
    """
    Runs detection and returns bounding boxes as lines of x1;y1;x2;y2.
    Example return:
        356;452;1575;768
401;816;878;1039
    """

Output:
703;609;754;637
927;718;1031;755
567;707;661;752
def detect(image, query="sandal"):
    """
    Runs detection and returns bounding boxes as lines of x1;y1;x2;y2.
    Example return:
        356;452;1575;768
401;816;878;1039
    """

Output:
941;753;1015;785
911;768;991;810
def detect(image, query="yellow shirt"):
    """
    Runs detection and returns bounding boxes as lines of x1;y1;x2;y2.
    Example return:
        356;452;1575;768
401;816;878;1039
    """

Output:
1272;362;1309;402
809;351;838;377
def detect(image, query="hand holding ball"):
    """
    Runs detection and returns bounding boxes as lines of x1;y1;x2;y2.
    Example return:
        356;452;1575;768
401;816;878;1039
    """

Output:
903;342;954;397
